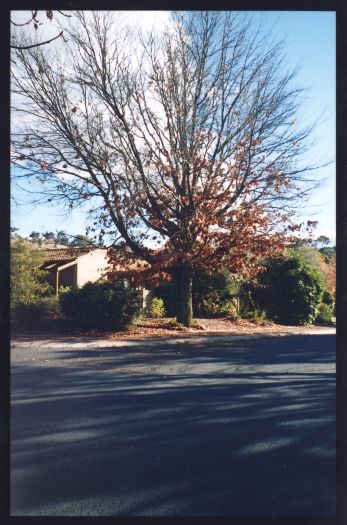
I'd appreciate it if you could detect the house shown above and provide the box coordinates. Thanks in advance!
[42,247,110,295]
[42,247,153,309]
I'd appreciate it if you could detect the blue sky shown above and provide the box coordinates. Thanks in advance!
[262,11,336,242]
[11,10,336,243]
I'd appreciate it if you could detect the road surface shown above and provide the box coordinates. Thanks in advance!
[11,330,336,516]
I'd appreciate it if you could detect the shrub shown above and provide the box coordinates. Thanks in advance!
[244,307,268,325]
[147,297,166,318]
[164,319,185,329]
[192,269,241,318]
[12,296,61,325]
[201,291,239,319]
[315,303,333,324]
[58,285,72,294]
[200,291,220,317]
[321,289,335,309]
[155,269,242,319]
[237,277,265,319]
[254,254,324,325]
[191,320,205,330]
[59,281,142,331]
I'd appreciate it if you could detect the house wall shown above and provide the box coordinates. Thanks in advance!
[45,271,56,290]
[59,265,77,289]
[76,249,110,287]
[143,289,155,312]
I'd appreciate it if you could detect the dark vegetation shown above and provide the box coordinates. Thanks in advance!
[60,282,142,331]
[11,233,335,331]
[253,255,324,325]
[154,246,335,326]
[11,297,62,327]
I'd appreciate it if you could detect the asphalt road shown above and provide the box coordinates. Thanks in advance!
[10,331,336,517]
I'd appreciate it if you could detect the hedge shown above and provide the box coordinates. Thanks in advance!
[60,281,142,331]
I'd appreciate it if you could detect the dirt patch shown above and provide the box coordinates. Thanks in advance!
[104,318,334,340]
[11,317,334,344]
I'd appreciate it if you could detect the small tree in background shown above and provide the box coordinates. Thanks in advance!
[29,231,42,246]
[56,230,70,246]
[319,245,335,264]
[315,235,330,248]
[324,253,336,297]
[69,234,95,248]
[10,227,20,238]
[10,238,52,308]
[289,240,336,297]
[43,231,55,241]
[289,242,325,272]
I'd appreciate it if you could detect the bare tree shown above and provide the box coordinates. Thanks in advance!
[11,11,320,326]
[11,10,70,50]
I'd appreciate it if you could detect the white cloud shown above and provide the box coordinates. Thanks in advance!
[11,10,68,44]
[114,10,172,33]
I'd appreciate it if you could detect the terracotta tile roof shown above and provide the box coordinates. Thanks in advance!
[42,247,98,262]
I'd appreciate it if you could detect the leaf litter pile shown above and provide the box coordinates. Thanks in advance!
[105,318,318,340]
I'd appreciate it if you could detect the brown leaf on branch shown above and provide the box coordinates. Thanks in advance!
[39,161,49,170]
[11,11,67,50]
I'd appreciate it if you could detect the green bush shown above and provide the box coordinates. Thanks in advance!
[58,285,72,294]
[191,320,205,330]
[164,319,185,329]
[243,307,268,324]
[315,303,333,324]
[155,269,242,319]
[12,296,61,325]
[192,269,241,318]
[237,279,260,319]
[254,254,324,325]
[60,281,142,331]
[321,289,335,310]
[201,291,239,319]
[147,297,166,318]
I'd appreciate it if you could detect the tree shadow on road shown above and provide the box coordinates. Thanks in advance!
[10,334,336,517]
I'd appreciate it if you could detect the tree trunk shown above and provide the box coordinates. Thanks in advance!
[175,266,193,327]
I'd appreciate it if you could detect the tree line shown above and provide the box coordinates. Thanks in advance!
[11,227,97,248]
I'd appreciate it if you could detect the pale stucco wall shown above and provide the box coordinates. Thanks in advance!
[59,264,77,289]
[143,289,155,311]
[76,249,110,287]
